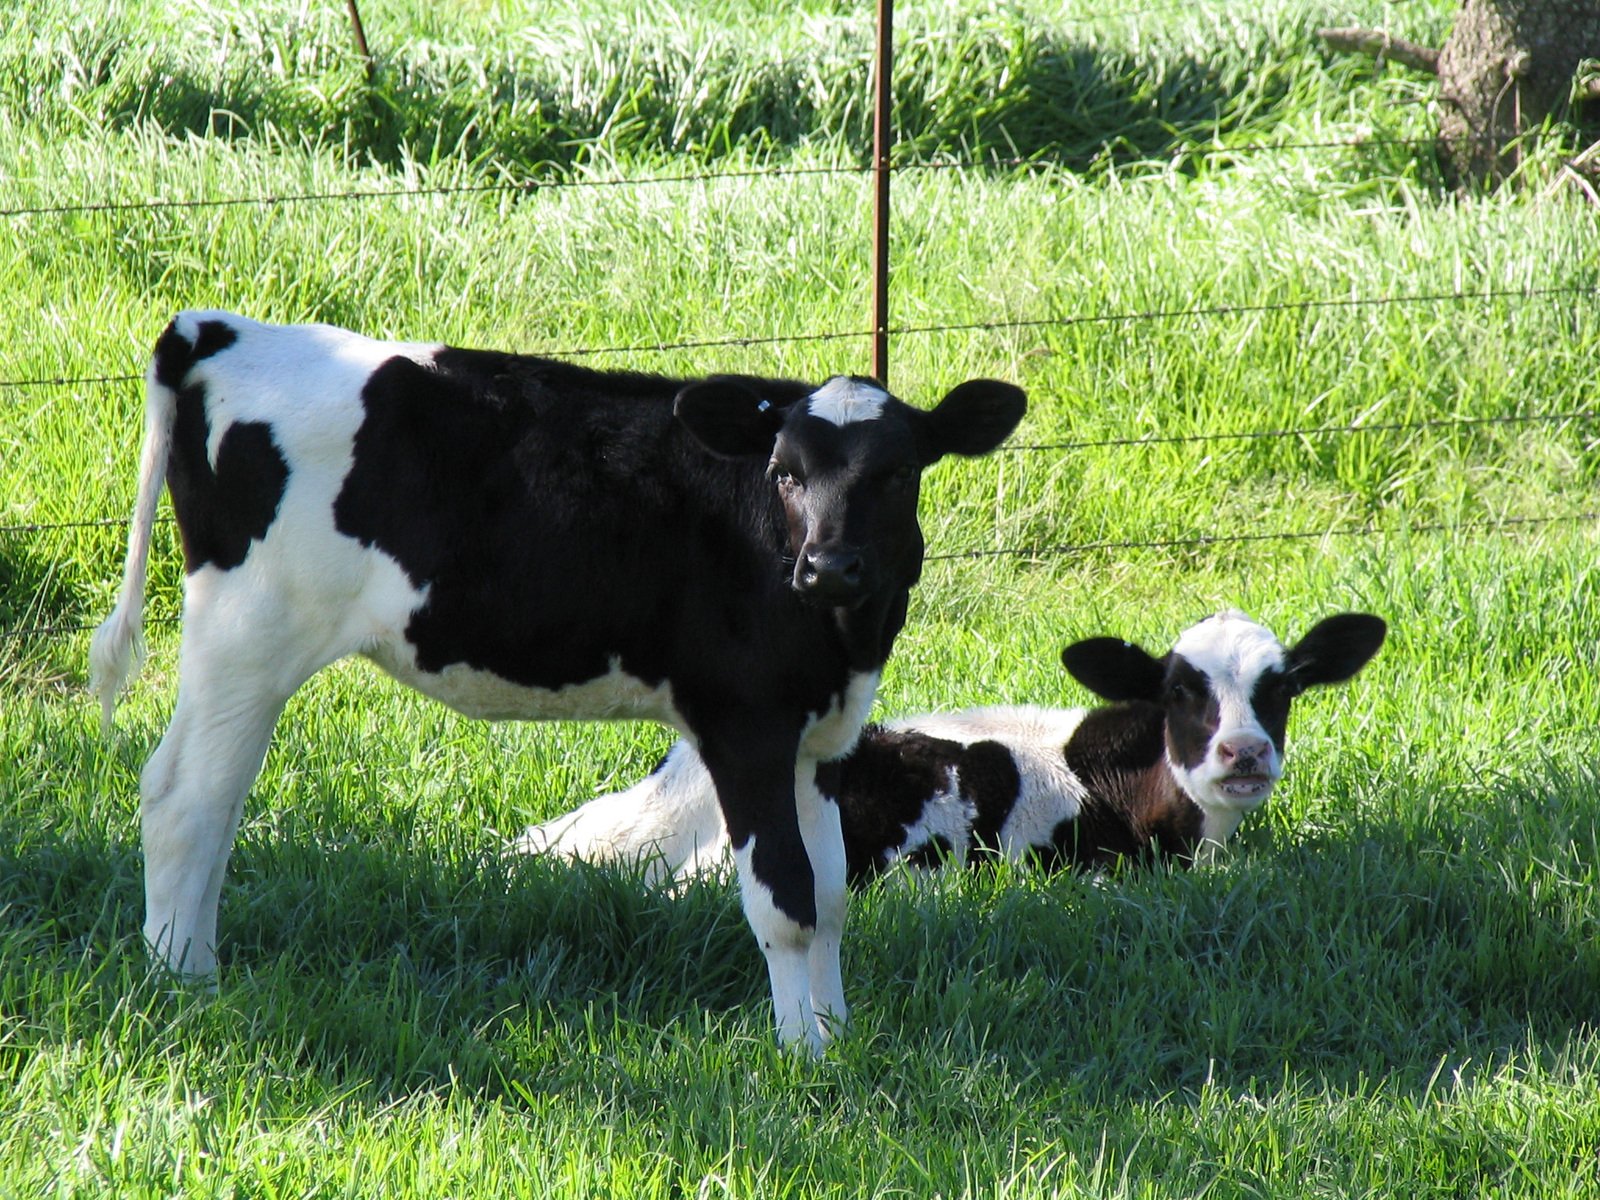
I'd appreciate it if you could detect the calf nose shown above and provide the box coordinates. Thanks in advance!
[1217,735,1272,772]
[797,548,865,601]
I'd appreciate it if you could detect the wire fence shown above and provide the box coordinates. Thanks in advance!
[3,404,1595,545]
[3,287,1595,646]
[2,80,1597,648]
[1,125,1585,397]
[0,133,1506,227]
[5,282,1596,396]
[5,508,1594,646]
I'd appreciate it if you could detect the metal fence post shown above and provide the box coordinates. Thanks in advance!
[346,0,375,84]
[871,0,893,385]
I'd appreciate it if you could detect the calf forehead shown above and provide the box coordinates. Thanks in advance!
[1171,611,1286,692]
[780,398,918,472]
[805,376,889,426]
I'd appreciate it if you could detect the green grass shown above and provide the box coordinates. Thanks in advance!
[2,0,1457,173]
[4,0,1600,1195]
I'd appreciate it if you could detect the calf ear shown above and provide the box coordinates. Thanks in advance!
[918,379,1027,463]
[1285,613,1387,688]
[1060,638,1167,703]
[674,378,789,458]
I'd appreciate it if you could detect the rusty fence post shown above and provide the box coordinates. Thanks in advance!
[871,0,893,385]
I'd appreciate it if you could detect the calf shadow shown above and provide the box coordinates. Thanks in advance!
[847,756,1600,1104]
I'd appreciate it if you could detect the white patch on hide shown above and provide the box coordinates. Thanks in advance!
[806,377,888,427]
[890,705,1094,855]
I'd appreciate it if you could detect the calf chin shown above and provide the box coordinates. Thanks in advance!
[1193,771,1278,811]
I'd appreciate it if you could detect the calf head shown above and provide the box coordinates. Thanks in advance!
[1060,610,1386,816]
[675,374,1025,606]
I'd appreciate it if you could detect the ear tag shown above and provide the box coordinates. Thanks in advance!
[757,400,771,412]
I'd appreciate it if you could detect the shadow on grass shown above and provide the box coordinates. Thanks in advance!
[867,757,1600,1101]
[3,756,1596,1109]
[0,530,90,685]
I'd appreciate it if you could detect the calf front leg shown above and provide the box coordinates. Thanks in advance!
[794,755,847,1039]
[700,726,847,1052]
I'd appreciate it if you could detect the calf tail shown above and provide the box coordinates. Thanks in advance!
[89,341,180,736]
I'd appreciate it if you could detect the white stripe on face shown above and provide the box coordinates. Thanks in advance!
[1166,610,1288,809]
[806,377,888,426]
[1171,611,1287,709]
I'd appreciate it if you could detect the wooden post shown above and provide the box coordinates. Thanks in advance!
[871,0,893,385]
[346,0,375,83]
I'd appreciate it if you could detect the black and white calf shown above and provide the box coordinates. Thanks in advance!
[517,611,1385,881]
[89,310,1025,1050]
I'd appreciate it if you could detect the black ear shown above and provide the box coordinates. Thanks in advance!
[1285,613,1387,688]
[1060,637,1167,703]
[917,379,1027,463]
[674,378,789,458]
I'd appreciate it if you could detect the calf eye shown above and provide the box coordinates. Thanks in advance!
[1259,675,1298,699]
[875,463,917,490]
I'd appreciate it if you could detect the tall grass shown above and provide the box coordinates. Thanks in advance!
[6,0,1456,172]
[3,0,1599,1195]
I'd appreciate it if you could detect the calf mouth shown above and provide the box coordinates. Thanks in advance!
[1217,774,1274,802]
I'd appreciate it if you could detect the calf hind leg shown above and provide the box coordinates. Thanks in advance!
[139,684,289,976]
[136,577,335,976]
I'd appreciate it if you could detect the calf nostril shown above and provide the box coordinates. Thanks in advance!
[1219,737,1271,770]
[801,550,863,590]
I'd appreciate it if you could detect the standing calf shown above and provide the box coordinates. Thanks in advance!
[90,310,1024,1050]
[518,611,1386,881]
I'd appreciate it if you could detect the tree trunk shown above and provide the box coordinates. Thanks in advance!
[1435,0,1600,189]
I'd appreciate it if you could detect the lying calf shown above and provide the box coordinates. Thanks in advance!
[516,610,1386,883]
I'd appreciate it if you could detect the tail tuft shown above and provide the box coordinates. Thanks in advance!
[88,607,146,737]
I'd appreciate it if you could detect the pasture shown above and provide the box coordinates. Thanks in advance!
[3,0,1599,1194]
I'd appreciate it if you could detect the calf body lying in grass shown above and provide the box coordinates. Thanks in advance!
[517,611,1386,883]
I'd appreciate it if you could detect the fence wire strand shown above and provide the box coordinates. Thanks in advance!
[0,163,866,222]
[1006,407,1600,453]
[923,510,1597,564]
[2,405,1594,543]
[0,130,1517,226]
[4,281,1593,399]
[5,510,1592,645]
